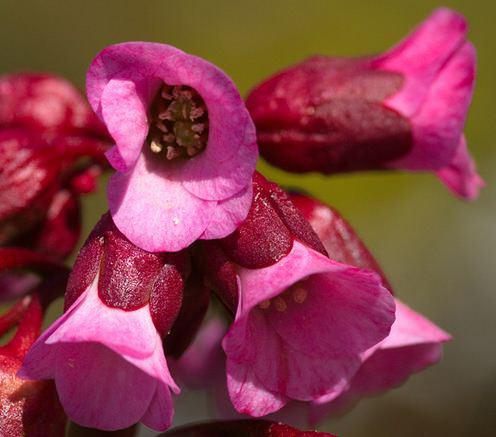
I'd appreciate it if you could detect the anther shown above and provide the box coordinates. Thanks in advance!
[292,287,308,304]
[150,141,163,153]
[274,297,287,312]
[259,300,271,310]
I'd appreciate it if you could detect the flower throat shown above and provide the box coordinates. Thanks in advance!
[148,84,208,160]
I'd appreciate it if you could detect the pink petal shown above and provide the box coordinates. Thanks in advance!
[18,290,89,380]
[140,381,174,432]
[268,270,394,359]
[375,8,468,116]
[46,275,158,359]
[226,359,289,417]
[107,153,216,252]
[390,42,476,170]
[101,78,150,171]
[200,183,253,240]
[54,342,157,431]
[436,135,484,200]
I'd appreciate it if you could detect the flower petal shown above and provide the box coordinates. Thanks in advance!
[436,135,484,200]
[226,358,289,417]
[54,342,157,431]
[107,153,216,252]
[376,8,468,116]
[200,183,253,240]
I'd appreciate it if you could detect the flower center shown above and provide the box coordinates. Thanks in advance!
[258,283,308,312]
[147,84,208,160]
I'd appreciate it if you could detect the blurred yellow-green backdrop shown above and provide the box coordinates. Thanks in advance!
[1,1,494,436]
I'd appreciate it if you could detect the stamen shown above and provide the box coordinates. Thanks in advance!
[150,141,163,154]
[274,297,287,312]
[259,300,271,310]
[148,84,209,161]
[292,287,308,304]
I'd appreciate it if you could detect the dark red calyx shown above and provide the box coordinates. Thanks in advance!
[147,84,209,161]
[164,271,210,357]
[149,256,187,338]
[65,213,188,336]
[290,193,393,292]
[246,56,412,174]
[158,420,336,437]
[220,172,327,269]
[196,241,239,313]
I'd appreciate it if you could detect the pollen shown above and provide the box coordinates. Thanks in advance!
[147,84,208,161]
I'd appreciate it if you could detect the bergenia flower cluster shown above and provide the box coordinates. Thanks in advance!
[0,7,482,436]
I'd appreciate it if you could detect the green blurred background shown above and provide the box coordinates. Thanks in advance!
[1,0,494,435]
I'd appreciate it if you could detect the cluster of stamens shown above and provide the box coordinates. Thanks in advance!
[258,283,308,312]
[147,84,209,160]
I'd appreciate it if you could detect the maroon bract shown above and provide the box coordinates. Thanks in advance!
[160,420,336,437]
[0,294,66,437]
[0,73,111,259]
[247,8,482,200]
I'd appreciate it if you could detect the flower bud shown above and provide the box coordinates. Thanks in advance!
[246,8,483,200]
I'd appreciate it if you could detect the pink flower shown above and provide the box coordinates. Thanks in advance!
[197,174,395,417]
[87,42,258,252]
[19,214,188,431]
[246,8,483,200]
[290,193,450,422]
[309,300,451,423]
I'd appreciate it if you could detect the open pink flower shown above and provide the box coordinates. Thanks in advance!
[223,241,394,417]
[198,174,395,417]
[247,8,482,200]
[290,193,450,423]
[19,214,188,431]
[87,42,258,252]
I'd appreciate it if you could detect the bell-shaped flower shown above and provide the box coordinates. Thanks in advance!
[87,42,258,252]
[197,174,395,416]
[19,214,188,431]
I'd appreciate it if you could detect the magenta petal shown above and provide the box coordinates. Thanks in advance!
[18,290,89,380]
[46,276,157,359]
[101,78,149,171]
[201,183,253,240]
[268,268,395,360]
[376,8,468,116]
[226,359,289,417]
[390,42,476,170]
[108,153,216,252]
[140,381,174,432]
[55,342,157,431]
[436,136,484,200]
